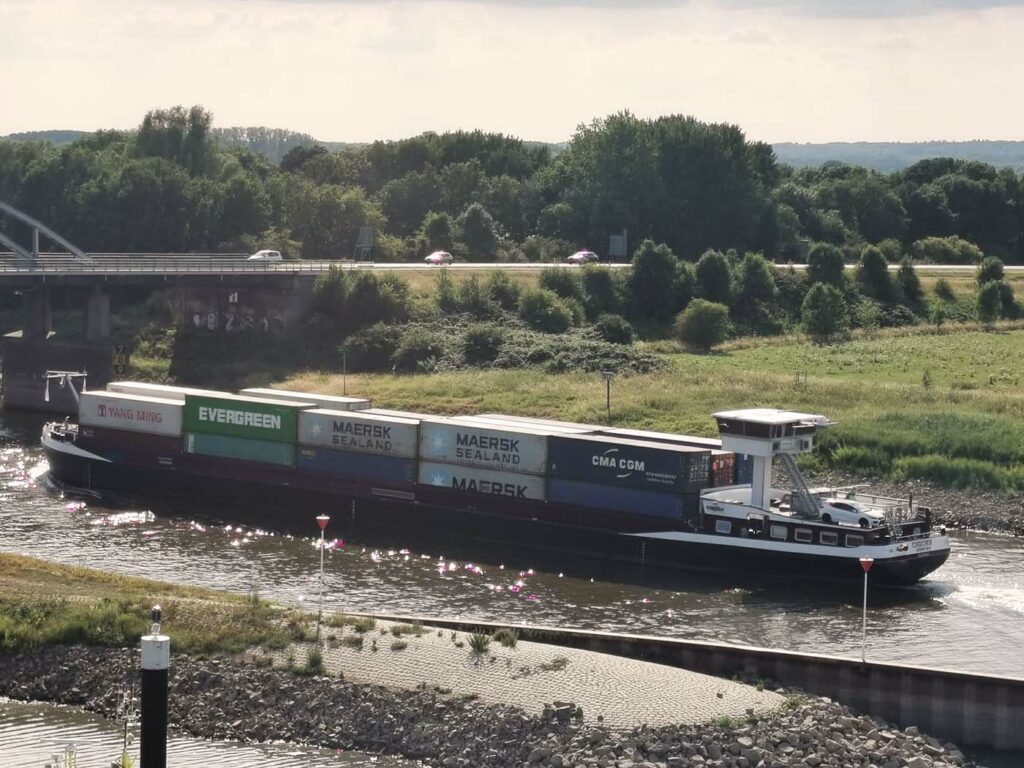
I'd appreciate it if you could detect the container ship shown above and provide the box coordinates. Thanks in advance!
[40,382,950,585]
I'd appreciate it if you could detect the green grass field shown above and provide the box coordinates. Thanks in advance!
[279,323,1024,491]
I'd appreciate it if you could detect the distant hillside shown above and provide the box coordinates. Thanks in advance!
[774,141,1024,172]
[2,130,88,145]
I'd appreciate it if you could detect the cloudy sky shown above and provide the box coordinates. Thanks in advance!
[2,0,1023,143]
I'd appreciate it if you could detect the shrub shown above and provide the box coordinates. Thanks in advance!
[806,242,846,287]
[518,288,572,333]
[896,257,923,306]
[674,299,731,353]
[352,617,377,633]
[305,647,324,675]
[674,261,697,313]
[435,269,458,313]
[934,278,955,301]
[593,314,634,344]
[390,639,408,651]
[392,328,449,372]
[562,297,585,327]
[581,265,621,319]
[344,323,402,371]
[463,323,506,364]
[801,283,849,340]
[486,270,521,310]
[455,275,499,319]
[695,250,734,305]
[539,267,584,302]
[912,235,984,264]
[735,252,777,304]
[492,628,519,648]
[833,446,891,476]
[468,633,492,653]
[977,281,1003,325]
[977,256,1005,286]
[629,239,680,322]
[856,245,894,301]
[893,455,1006,490]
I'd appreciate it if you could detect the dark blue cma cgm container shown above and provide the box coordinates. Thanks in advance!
[734,454,754,485]
[547,478,698,521]
[547,434,710,494]
[296,447,416,489]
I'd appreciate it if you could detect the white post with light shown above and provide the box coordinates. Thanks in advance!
[859,556,874,664]
[316,514,330,643]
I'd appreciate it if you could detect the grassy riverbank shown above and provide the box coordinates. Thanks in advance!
[279,323,1024,492]
[0,554,290,655]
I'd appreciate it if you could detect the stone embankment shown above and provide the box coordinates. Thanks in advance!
[0,646,981,768]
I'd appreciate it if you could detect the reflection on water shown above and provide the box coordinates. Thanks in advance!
[0,698,408,768]
[1,411,1023,678]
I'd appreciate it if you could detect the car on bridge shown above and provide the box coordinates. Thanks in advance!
[425,250,454,265]
[248,249,283,262]
[566,250,599,265]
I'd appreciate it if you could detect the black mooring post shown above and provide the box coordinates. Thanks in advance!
[140,604,169,768]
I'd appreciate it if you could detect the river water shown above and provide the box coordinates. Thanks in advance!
[1,411,1023,763]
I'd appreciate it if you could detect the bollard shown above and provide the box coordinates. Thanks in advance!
[140,605,169,768]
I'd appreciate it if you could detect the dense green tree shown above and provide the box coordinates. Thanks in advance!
[458,203,499,260]
[581,265,621,319]
[134,106,214,176]
[518,288,572,333]
[674,300,731,352]
[420,211,456,252]
[897,257,924,307]
[911,236,984,264]
[856,245,894,301]
[485,270,521,310]
[801,283,850,339]
[627,239,680,321]
[695,250,734,305]
[977,256,1005,286]
[735,252,777,304]
[977,281,1003,324]
[806,243,846,287]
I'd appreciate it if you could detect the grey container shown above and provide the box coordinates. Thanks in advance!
[417,461,546,501]
[419,419,549,475]
[547,433,710,494]
[240,388,371,411]
[298,409,420,458]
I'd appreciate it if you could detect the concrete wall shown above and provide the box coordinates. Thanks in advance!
[373,614,1024,749]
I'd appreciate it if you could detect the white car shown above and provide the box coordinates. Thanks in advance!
[425,250,453,265]
[248,249,282,262]
[819,498,884,528]
[566,250,599,265]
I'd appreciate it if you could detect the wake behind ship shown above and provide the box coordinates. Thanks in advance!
[41,382,950,585]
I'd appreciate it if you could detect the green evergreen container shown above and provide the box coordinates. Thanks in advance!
[182,393,310,444]
[184,432,295,466]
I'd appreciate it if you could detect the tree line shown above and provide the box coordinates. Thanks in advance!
[2,106,1024,266]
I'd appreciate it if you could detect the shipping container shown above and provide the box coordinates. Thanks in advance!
[183,393,312,443]
[417,461,546,501]
[79,391,184,437]
[455,415,596,435]
[365,408,437,420]
[419,420,549,475]
[296,447,416,488]
[106,381,223,399]
[184,432,295,466]
[547,434,710,493]
[735,453,754,485]
[239,388,371,411]
[476,413,602,431]
[77,425,182,460]
[298,409,419,458]
[547,478,688,521]
[598,426,722,451]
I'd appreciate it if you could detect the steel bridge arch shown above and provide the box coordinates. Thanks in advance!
[0,200,89,264]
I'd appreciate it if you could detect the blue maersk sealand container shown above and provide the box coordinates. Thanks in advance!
[296,446,416,489]
[547,478,690,521]
[547,434,710,494]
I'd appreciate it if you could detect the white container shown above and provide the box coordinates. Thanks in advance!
[365,408,437,420]
[107,381,223,398]
[476,413,601,432]
[298,409,420,458]
[418,461,546,502]
[419,419,549,475]
[455,415,596,435]
[240,388,371,411]
[79,391,184,437]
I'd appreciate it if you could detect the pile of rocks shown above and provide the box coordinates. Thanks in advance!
[0,646,982,768]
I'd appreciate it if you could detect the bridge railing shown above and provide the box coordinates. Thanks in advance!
[0,254,364,274]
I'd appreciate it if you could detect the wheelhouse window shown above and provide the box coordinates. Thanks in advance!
[770,524,788,540]
[846,534,864,548]
[820,532,839,546]
[715,520,732,535]
[794,528,813,543]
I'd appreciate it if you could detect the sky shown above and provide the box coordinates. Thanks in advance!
[2,0,1024,144]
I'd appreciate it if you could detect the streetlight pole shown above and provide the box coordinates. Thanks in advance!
[601,370,614,425]
[316,514,330,643]
[859,557,874,664]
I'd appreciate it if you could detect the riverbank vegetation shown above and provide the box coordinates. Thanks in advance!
[0,554,290,655]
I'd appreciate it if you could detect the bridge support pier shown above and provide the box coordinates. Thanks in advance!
[85,287,110,342]
[23,289,52,341]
